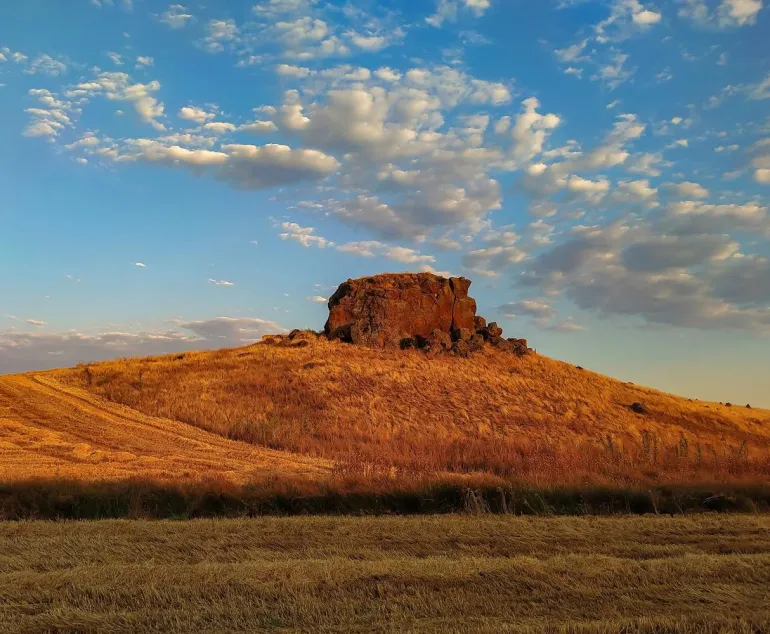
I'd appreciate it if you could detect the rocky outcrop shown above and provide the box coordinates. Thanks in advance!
[325,273,477,348]
[322,272,532,358]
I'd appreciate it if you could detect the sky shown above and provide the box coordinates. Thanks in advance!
[1,0,769,406]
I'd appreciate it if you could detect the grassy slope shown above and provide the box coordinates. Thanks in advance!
[0,373,329,483]
[2,515,769,633]
[51,337,770,486]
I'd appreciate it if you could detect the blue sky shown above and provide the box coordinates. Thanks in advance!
[1,0,769,405]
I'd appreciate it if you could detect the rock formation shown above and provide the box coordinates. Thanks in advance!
[324,272,532,357]
[325,273,476,348]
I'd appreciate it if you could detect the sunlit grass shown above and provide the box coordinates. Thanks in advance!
[51,337,770,488]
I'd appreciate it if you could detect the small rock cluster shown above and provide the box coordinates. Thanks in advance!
[261,329,319,348]
[401,316,529,358]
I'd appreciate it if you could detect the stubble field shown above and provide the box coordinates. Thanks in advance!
[1,514,769,633]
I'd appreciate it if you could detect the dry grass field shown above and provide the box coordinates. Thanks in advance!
[49,336,770,487]
[1,514,769,633]
[0,373,329,483]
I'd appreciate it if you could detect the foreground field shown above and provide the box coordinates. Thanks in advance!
[1,514,769,633]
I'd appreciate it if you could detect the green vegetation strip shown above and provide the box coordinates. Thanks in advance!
[1,515,769,633]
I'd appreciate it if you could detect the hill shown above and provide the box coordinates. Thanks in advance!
[41,334,770,488]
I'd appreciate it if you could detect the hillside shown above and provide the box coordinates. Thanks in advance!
[44,335,770,487]
[0,373,329,484]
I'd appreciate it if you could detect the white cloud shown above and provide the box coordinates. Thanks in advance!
[217,143,340,189]
[463,244,528,277]
[203,121,237,134]
[678,0,764,27]
[511,98,562,162]
[179,106,215,124]
[26,319,46,327]
[208,279,235,286]
[200,19,240,54]
[135,262,146,268]
[749,73,770,100]
[122,141,229,166]
[664,181,710,199]
[66,71,167,130]
[427,0,492,27]
[545,319,586,332]
[309,295,328,303]
[374,67,402,82]
[609,179,659,207]
[91,0,133,9]
[136,56,155,68]
[335,240,436,264]
[159,4,193,29]
[23,89,75,138]
[107,52,124,66]
[24,54,67,76]
[633,9,662,24]
[500,299,555,320]
[590,51,635,89]
[280,221,334,248]
[348,34,388,52]
[383,246,435,264]
[276,63,312,77]
[594,0,663,41]
[240,120,278,133]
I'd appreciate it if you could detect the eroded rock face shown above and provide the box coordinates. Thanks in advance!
[325,273,477,348]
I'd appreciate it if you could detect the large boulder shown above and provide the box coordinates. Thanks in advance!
[325,273,477,348]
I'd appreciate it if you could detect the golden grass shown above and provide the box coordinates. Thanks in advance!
[2,514,769,632]
[0,373,329,484]
[47,337,770,487]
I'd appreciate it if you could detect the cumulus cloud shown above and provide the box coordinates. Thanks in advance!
[280,222,334,248]
[593,0,663,41]
[427,0,492,27]
[217,144,340,189]
[203,121,237,134]
[678,0,764,27]
[334,240,436,264]
[135,262,146,268]
[23,88,74,138]
[663,181,710,199]
[621,234,740,272]
[518,211,770,332]
[522,113,646,201]
[158,4,193,29]
[64,71,166,130]
[24,54,67,76]
[96,139,338,190]
[499,299,555,320]
[200,19,240,54]
[749,73,770,100]
[179,106,215,124]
